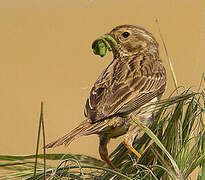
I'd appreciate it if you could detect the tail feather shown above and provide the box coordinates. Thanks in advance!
[45,119,106,149]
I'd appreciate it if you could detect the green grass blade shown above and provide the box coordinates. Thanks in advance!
[182,99,194,141]
[200,131,205,180]
[132,114,183,179]
[0,153,103,166]
[27,164,133,180]
[185,154,205,178]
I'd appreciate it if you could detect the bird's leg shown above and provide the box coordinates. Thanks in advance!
[99,136,116,169]
[123,121,142,159]
[142,139,153,154]
[129,113,154,157]
[123,139,141,158]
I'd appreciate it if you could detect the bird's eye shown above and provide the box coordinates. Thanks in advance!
[122,32,130,38]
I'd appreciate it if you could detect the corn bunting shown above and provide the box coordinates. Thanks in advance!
[46,25,167,169]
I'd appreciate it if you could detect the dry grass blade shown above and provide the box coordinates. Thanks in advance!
[155,18,178,90]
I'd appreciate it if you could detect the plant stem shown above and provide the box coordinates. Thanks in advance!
[201,131,205,179]
[33,102,43,178]
[40,102,46,180]
[155,18,178,91]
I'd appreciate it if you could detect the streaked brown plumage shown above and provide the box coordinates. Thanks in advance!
[46,25,166,169]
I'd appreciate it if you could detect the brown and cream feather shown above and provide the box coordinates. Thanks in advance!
[84,51,166,122]
[46,25,166,169]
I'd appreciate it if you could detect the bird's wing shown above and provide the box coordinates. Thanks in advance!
[84,54,166,123]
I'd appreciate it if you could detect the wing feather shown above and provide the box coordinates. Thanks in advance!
[85,54,166,123]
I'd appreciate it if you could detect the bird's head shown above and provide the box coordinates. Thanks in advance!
[108,25,159,57]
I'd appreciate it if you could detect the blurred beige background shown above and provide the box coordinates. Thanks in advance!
[0,0,204,168]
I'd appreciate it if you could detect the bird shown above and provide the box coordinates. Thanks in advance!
[46,25,167,169]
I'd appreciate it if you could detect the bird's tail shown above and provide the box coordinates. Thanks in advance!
[45,119,106,148]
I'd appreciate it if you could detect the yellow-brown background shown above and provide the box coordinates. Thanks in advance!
[0,0,204,171]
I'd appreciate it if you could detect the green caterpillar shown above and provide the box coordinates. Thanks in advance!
[92,35,118,58]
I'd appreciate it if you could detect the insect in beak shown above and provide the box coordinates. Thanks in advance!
[92,34,118,58]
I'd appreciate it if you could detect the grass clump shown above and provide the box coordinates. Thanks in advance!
[0,74,204,179]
